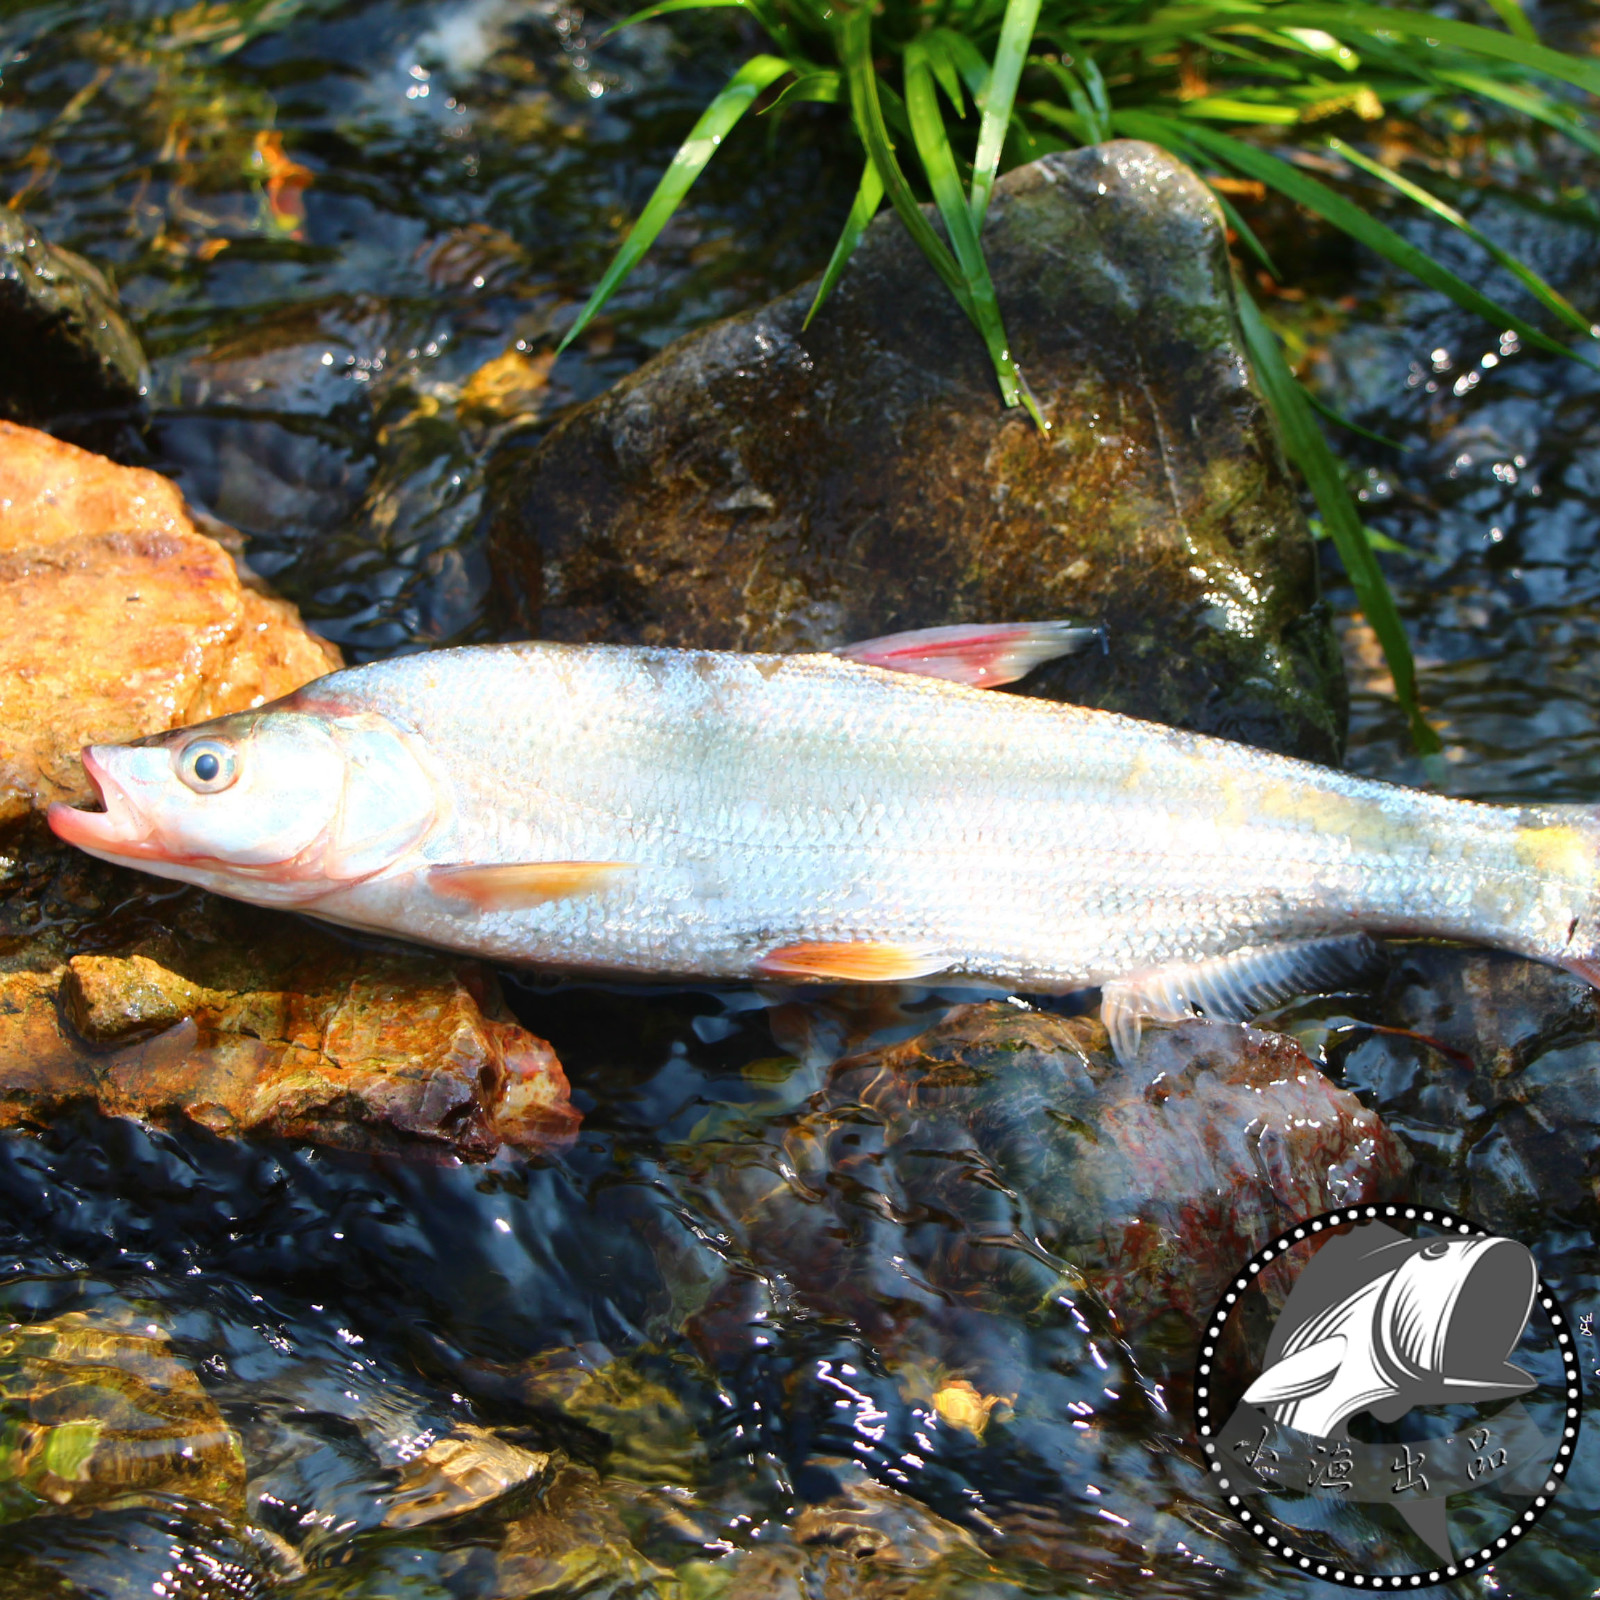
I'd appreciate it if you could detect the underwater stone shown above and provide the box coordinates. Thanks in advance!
[829,1003,1410,1357]
[1331,942,1600,1234]
[487,139,1345,761]
[0,423,342,827]
[0,1311,246,1523]
[0,212,147,437]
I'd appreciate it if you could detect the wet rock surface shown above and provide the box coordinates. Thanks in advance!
[0,423,341,826]
[824,1004,1410,1361]
[0,212,147,443]
[487,139,1345,761]
[0,861,576,1160]
[1322,942,1600,1236]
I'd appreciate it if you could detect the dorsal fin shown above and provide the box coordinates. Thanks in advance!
[1099,934,1381,1065]
[834,620,1102,688]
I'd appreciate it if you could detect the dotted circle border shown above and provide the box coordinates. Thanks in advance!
[1193,1203,1583,1589]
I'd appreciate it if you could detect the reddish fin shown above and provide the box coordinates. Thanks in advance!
[428,861,634,911]
[754,941,950,983]
[834,620,1101,689]
[1562,957,1600,989]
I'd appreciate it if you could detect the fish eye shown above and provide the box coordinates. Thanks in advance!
[1421,1240,1451,1260]
[176,737,239,794]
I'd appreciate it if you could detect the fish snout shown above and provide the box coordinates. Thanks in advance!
[46,746,164,857]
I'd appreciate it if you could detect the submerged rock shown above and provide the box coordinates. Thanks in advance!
[828,1003,1410,1354]
[1329,942,1600,1234]
[487,139,1344,760]
[0,1312,245,1524]
[0,423,341,827]
[0,930,576,1159]
[0,213,147,438]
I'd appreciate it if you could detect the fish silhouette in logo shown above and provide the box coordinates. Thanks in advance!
[1244,1222,1537,1436]
[1241,1220,1539,1562]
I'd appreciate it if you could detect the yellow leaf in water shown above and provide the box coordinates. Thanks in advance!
[250,131,312,237]
[459,348,557,427]
[931,1379,1011,1440]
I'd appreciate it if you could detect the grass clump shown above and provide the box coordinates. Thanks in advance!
[562,0,1600,754]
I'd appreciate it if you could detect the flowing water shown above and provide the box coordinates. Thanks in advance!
[5,0,1600,1594]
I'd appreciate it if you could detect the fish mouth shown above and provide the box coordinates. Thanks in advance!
[46,748,163,858]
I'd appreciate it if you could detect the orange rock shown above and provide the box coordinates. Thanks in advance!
[0,946,577,1159]
[0,421,341,824]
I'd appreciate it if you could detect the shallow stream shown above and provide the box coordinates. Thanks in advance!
[5,1,1600,1595]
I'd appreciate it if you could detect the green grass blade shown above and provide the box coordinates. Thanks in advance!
[559,54,792,351]
[804,158,884,328]
[925,28,992,101]
[1026,98,1091,142]
[969,0,1043,226]
[1328,136,1593,337]
[1481,0,1539,45]
[1236,289,1438,756]
[1435,69,1600,162]
[839,8,969,309]
[1121,110,1588,365]
[905,38,1040,422]
[1081,54,1113,140]
[601,0,790,49]
[763,70,843,115]
[1265,5,1600,97]
[1304,388,1409,451]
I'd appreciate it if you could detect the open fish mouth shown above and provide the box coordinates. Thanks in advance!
[46,748,162,857]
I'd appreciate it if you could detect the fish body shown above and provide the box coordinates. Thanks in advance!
[48,636,1600,1055]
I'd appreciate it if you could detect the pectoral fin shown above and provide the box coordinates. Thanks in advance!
[755,941,951,983]
[1242,1336,1347,1407]
[428,861,635,911]
[1099,934,1380,1065]
[834,620,1102,689]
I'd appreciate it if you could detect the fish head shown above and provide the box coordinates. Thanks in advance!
[47,701,446,906]
[1373,1235,1539,1405]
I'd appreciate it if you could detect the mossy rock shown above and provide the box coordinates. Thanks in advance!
[487,140,1345,762]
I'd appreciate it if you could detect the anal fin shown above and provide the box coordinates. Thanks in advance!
[1099,934,1380,1065]
[834,620,1102,689]
[428,861,634,911]
[754,940,951,983]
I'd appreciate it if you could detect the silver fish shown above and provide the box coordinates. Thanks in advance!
[46,621,1600,1060]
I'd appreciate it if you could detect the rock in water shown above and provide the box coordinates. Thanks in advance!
[0,929,577,1160]
[0,1312,245,1522]
[828,1004,1410,1355]
[1330,942,1600,1234]
[487,140,1344,760]
[0,422,342,827]
[0,213,147,438]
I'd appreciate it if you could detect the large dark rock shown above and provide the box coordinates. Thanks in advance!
[0,212,147,436]
[1329,942,1600,1234]
[486,140,1345,760]
[826,1004,1410,1362]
